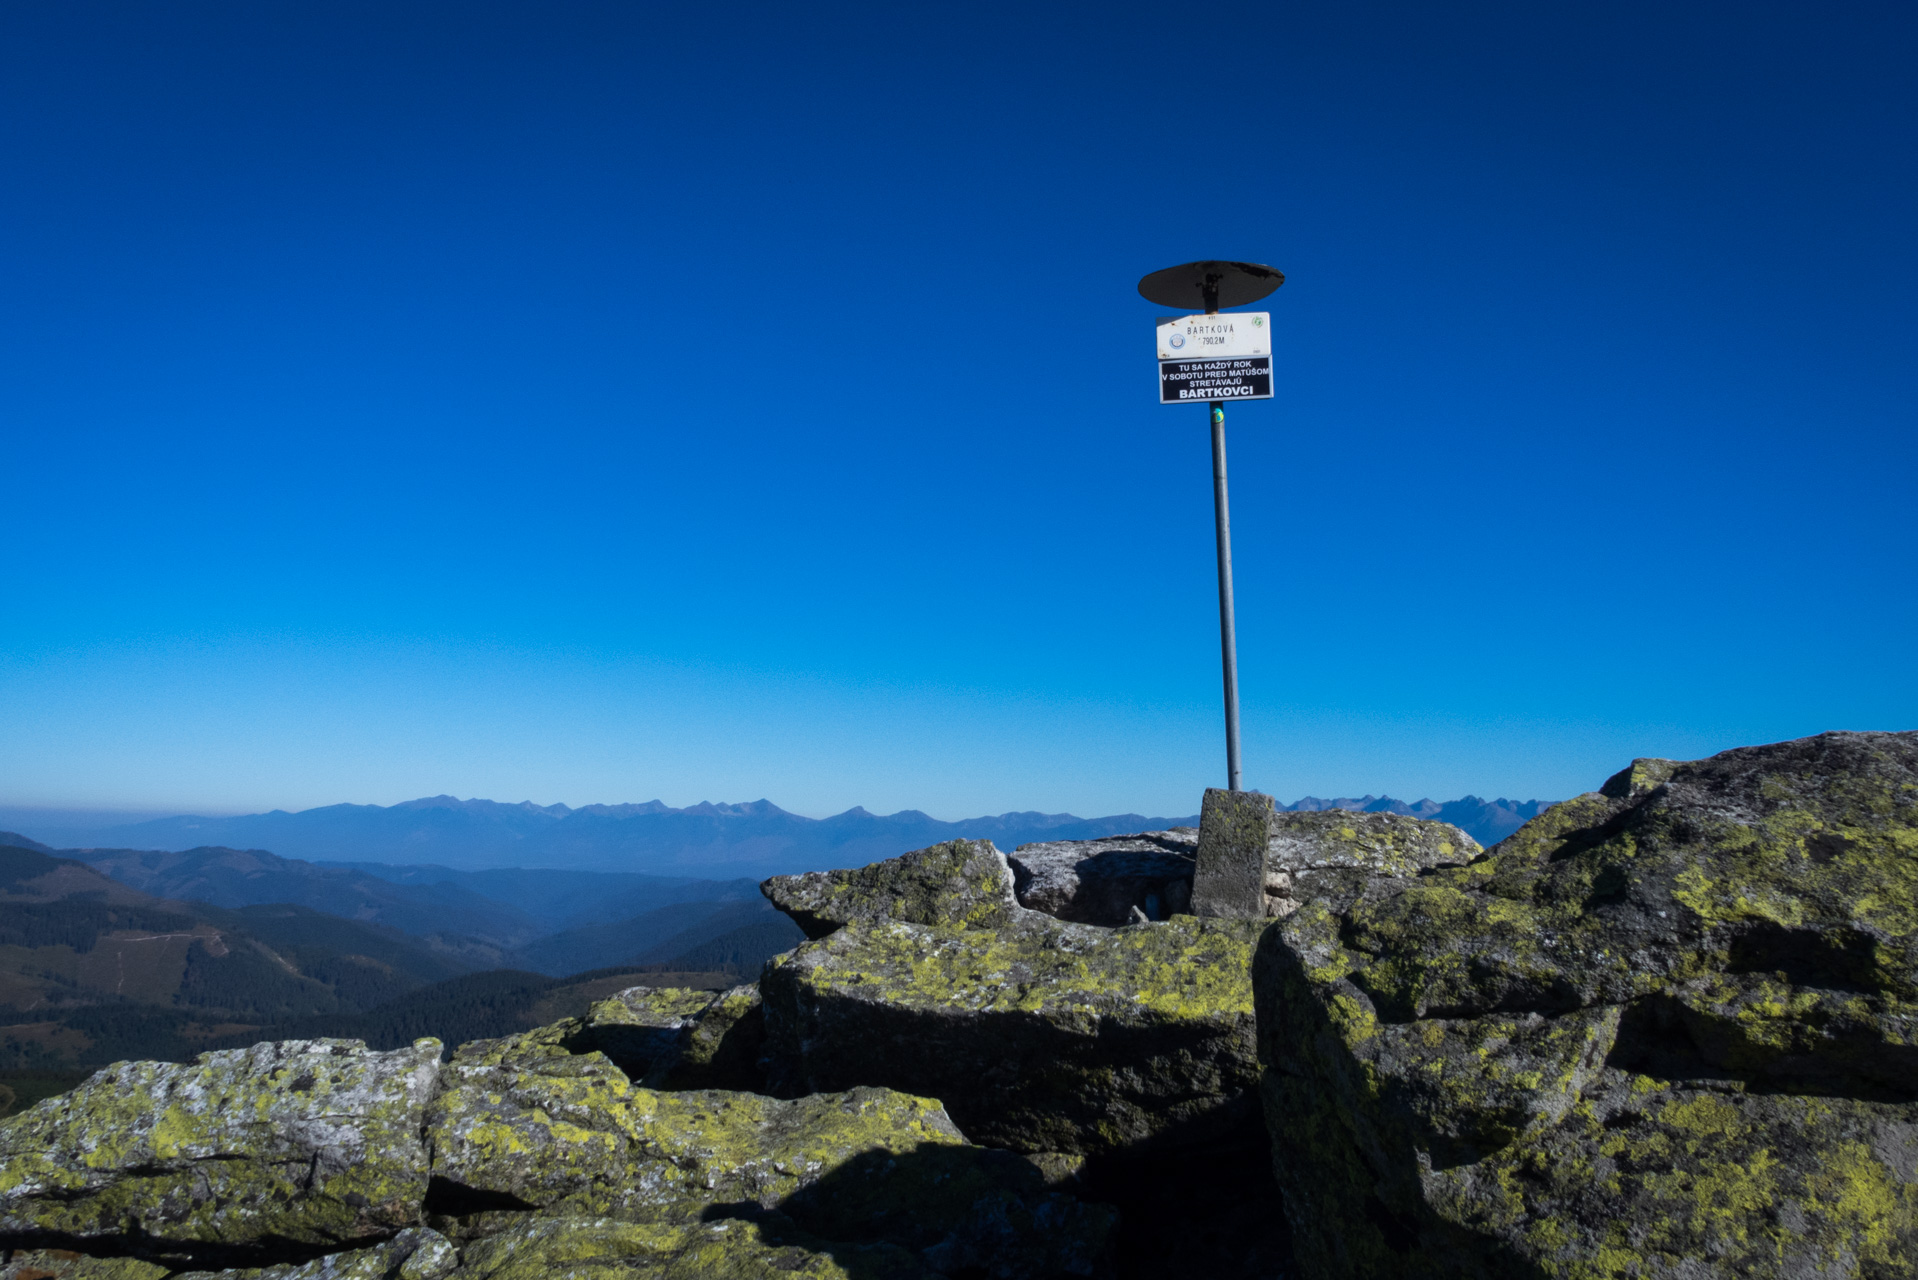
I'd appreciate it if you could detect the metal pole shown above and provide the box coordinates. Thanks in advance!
[1200,276,1243,792]
[1210,398,1243,792]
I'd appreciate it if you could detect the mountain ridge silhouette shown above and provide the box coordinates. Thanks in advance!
[16,793,1554,876]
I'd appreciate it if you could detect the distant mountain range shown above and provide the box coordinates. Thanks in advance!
[7,793,1554,876]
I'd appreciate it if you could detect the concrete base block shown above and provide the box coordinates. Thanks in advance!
[1191,788,1273,919]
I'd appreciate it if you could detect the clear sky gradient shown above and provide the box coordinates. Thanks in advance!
[3,2,1914,819]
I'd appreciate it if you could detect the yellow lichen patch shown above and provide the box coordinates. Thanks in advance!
[1683,1148,1780,1241]
[1659,1094,1746,1144]
[1799,1140,1918,1270]
[1328,993,1379,1049]
[588,986,716,1028]
[790,916,1258,1023]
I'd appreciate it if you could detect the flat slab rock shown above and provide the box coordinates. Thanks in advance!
[579,983,765,1090]
[425,1025,1115,1276]
[0,1038,439,1256]
[763,840,1019,940]
[1255,730,1918,1279]
[1262,808,1479,918]
[1007,830,1196,926]
[170,1229,458,1280]
[0,1252,171,1280]
[762,912,1265,1157]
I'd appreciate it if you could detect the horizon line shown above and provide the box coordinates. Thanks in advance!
[0,789,1559,828]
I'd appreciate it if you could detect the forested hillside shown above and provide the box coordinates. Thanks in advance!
[0,841,488,1108]
[64,843,761,947]
[0,838,805,1114]
[505,897,795,974]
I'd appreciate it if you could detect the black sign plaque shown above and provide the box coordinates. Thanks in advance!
[1158,356,1273,404]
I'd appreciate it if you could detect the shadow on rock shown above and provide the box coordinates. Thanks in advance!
[1076,1133,1294,1280]
[703,1141,1120,1280]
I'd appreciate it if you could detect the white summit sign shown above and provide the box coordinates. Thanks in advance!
[1155,311,1270,360]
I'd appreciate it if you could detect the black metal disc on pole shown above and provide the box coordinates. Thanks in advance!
[1138,260,1284,313]
[1140,259,1285,794]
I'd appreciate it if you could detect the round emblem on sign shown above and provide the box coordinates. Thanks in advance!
[1168,332,1186,349]
[1251,316,1265,327]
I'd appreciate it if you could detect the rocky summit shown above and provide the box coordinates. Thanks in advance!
[1256,729,1918,1278]
[761,839,1268,1157]
[2,730,1914,1279]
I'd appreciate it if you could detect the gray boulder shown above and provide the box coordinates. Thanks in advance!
[1262,807,1479,918]
[425,1027,1116,1276]
[1255,730,1918,1279]
[170,1229,458,1280]
[579,983,765,1090]
[762,839,1019,939]
[0,1038,439,1257]
[1007,830,1195,926]
[448,1213,932,1279]
[761,911,1266,1156]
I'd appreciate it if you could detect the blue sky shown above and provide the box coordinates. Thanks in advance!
[3,1,1914,820]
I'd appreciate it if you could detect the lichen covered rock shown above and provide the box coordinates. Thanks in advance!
[762,913,1265,1155]
[0,1039,440,1255]
[170,1229,458,1280]
[581,984,766,1090]
[762,840,1019,940]
[426,1034,1114,1275]
[1007,831,1196,926]
[1262,808,1478,918]
[0,1252,169,1280]
[1255,730,1918,1279]
[448,1214,928,1280]
[429,1040,947,1221]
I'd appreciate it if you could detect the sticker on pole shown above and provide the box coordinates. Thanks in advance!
[1159,357,1272,403]
[1156,312,1269,360]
